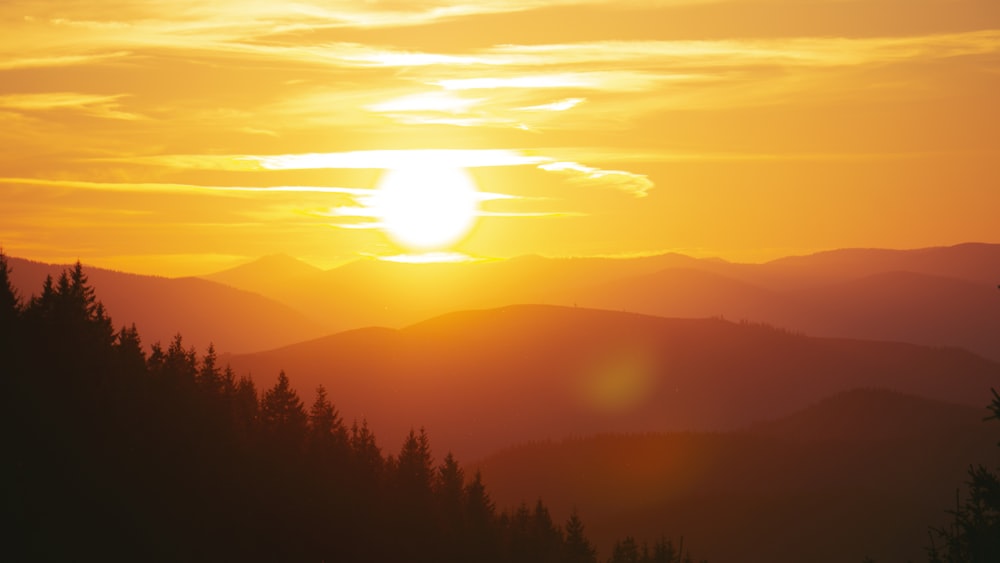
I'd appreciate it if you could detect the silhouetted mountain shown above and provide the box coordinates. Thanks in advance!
[201,253,324,297]
[227,305,1000,460]
[748,387,986,441]
[572,268,1000,361]
[474,389,1000,563]
[790,270,1000,360]
[203,243,1000,360]
[751,242,1000,289]
[570,266,784,320]
[7,257,326,353]
[202,252,707,329]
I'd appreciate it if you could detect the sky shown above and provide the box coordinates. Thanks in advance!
[1,0,999,276]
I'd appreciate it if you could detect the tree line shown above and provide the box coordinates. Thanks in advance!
[0,253,702,562]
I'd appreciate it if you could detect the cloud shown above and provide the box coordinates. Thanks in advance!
[4,1,707,36]
[539,161,654,197]
[486,31,1000,68]
[0,51,131,70]
[249,149,551,170]
[366,91,483,113]
[281,31,1000,130]
[0,93,143,120]
[518,98,585,111]
[82,148,657,198]
[0,177,370,196]
[7,2,997,138]
[91,149,552,171]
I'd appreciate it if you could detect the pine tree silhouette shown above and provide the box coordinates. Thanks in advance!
[929,389,1000,562]
[260,370,307,453]
[4,261,704,563]
[0,250,20,333]
[564,510,598,563]
[197,343,223,395]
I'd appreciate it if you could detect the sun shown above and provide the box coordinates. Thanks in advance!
[371,164,479,252]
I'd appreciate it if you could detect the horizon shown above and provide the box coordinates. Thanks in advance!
[6,240,1000,279]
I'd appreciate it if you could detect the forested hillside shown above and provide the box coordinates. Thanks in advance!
[0,254,701,562]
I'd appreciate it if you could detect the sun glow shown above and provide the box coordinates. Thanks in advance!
[371,164,479,252]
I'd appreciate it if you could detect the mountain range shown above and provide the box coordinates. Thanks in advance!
[209,242,1000,361]
[474,388,1000,563]
[10,242,1000,362]
[225,304,1000,460]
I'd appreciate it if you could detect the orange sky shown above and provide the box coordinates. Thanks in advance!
[2,0,999,276]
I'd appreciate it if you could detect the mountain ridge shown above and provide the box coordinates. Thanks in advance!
[7,256,328,354]
[202,242,1000,360]
[473,387,1000,563]
[228,304,1000,460]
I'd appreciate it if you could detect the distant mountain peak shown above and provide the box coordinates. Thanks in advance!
[223,253,322,274]
[201,253,324,292]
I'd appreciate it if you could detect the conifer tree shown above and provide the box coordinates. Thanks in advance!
[28,274,55,319]
[435,452,465,511]
[392,428,439,562]
[464,469,498,558]
[466,470,496,525]
[0,250,21,360]
[307,385,348,466]
[563,511,597,563]
[435,451,467,561]
[68,261,97,316]
[396,427,435,497]
[221,365,237,396]
[308,385,345,440]
[161,334,197,384]
[651,536,681,563]
[148,341,165,374]
[527,498,564,562]
[0,250,20,329]
[22,264,113,379]
[114,324,147,379]
[929,388,1000,562]
[231,373,259,443]
[350,418,384,479]
[609,536,642,563]
[260,370,307,451]
[197,343,223,395]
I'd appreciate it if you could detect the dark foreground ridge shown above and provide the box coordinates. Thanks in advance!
[0,256,704,562]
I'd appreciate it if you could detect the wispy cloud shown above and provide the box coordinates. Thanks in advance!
[85,148,655,197]
[251,149,550,170]
[366,91,484,114]
[0,51,131,70]
[484,32,1000,67]
[4,1,692,37]
[539,161,653,197]
[0,93,143,120]
[0,177,370,196]
[518,98,585,111]
[534,147,1000,164]
[288,30,1000,130]
[96,149,550,171]
[6,0,998,138]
